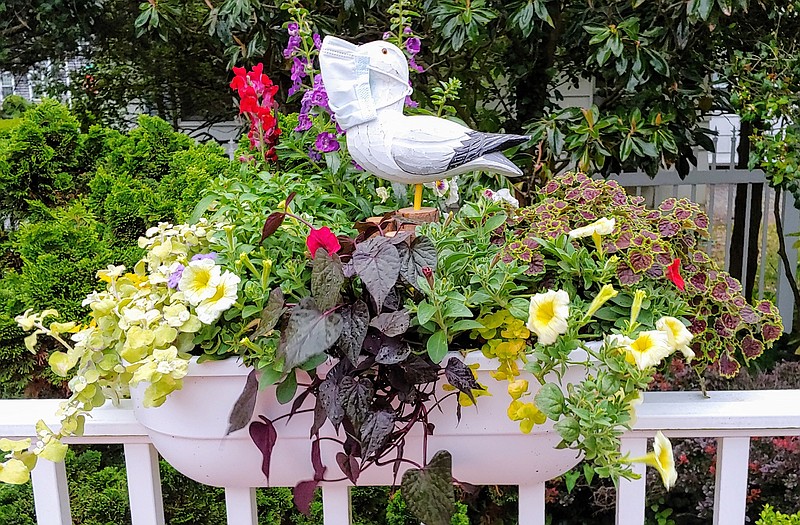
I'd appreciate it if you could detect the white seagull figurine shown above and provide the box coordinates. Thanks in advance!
[319,36,529,185]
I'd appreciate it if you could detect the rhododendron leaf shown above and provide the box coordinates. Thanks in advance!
[444,357,482,404]
[293,479,319,516]
[361,410,395,459]
[260,211,286,243]
[278,298,343,370]
[352,237,401,312]
[336,452,360,484]
[370,310,410,337]
[253,287,285,339]
[226,370,258,435]
[337,376,373,428]
[311,250,344,312]
[535,383,565,419]
[337,301,369,365]
[397,236,438,286]
[401,450,454,525]
[249,416,278,482]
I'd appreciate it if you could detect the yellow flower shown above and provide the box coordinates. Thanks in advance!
[195,271,241,324]
[527,290,570,345]
[615,331,672,370]
[628,431,677,490]
[500,318,531,339]
[568,217,616,239]
[584,284,618,319]
[507,379,529,400]
[493,339,526,359]
[178,259,221,305]
[629,290,647,325]
[96,264,126,283]
[656,316,695,362]
[507,400,546,433]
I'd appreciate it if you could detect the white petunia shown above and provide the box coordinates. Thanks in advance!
[656,316,695,361]
[178,259,221,305]
[568,217,616,239]
[527,290,570,345]
[194,271,241,324]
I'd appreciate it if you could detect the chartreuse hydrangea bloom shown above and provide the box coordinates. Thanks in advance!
[627,431,678,490]
[656,316,695,361]
[526,290,570,345]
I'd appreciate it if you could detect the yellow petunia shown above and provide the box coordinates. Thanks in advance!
[195,271,241,324]
[527,290,570,345]
[611,331,672,370]
[178,259,221,305]
[627,431,677,490]
[656,316,695,362]
[568,217,616,239]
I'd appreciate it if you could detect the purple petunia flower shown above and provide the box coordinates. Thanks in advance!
[191,252,217,262]
[405,37,421,55]
[315,132,340,153]
[167,264,185,289]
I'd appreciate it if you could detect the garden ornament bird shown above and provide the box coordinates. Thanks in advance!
[319,36,529,186]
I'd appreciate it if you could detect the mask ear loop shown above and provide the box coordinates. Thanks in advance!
[368,67,413,110]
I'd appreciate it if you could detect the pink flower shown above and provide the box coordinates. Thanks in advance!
[666,259,685,291]
[307,227,341,258]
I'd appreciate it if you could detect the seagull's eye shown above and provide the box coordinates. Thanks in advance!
[381,48,388,54]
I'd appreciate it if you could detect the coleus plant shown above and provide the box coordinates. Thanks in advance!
[502,173,782,378]
[230,215,478,525]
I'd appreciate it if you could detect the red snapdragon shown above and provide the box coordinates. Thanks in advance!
[230,64,281,162]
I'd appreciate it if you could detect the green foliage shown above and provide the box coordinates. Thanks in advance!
[758,505,800,525]
[0,100,83,221]
[0,95,30,119]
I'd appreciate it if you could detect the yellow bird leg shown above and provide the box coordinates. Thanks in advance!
[414,183,423,210]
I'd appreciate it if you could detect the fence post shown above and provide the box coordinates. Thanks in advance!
[616,437,648,525]
[778,190,799,332]
[31,458,72,525]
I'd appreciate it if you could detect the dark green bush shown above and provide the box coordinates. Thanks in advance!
[0,95,30,119]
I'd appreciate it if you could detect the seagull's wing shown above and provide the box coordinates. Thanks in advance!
[391,115,529,176]
[390,115,470,175]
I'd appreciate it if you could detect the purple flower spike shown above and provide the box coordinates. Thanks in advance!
[409,56,424,73]
[287,22,299,36]
[168,264,185,289]
[295,113,312,132]
[309,147,322,162]
[382,31,392,40]
[289,57,307,96]
[284,34,301,58]
[403,27,413,34]
[315,132,340,153]
[313,33,322,50]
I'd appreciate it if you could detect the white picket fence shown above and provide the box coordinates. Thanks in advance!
[2,390,799,525]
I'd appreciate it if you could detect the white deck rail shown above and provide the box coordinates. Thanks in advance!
[2,390,800,525]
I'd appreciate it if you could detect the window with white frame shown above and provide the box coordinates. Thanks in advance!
[0,72,14,101]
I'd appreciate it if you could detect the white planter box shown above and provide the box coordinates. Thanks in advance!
[130,352,589,489]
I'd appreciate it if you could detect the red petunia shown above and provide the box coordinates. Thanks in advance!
[666,258,685,291]
[306,227,341,258]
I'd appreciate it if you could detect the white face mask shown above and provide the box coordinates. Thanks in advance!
[320,36,412,130]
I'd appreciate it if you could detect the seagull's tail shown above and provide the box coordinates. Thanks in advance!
[477,152,524,178]
[481,133,531,155]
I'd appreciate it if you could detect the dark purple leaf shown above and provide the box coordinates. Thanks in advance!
[310,394,327,438]
[226,370,258,435]
[319,377,345,428]
[361,410,396,459]
[312,250,344,312]
[375,338,412,365]
[401,450,454,525]
[249,416,277,483]
[403,357,440,385]
[288,388,312,423]
[336,452,360,484]
[352,236,401,312]
[293,479,319,516]
[444,358,482,404]
[261,211,286,243]
[311,439,326,481]
[278,297,343,370]
[370,310,410,337]
[397,236,438,286]
[337,376,374,427]
[252,287,285,339]
[337,301,369,365]
[718,347,741,378]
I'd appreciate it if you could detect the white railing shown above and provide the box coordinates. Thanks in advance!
[2,390,800,525]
